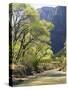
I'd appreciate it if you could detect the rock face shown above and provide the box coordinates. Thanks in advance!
[38,6,66,53]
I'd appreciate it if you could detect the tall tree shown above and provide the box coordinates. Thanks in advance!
[9,3,54,64]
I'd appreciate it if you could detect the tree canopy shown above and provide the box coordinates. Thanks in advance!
[9,3,54,72]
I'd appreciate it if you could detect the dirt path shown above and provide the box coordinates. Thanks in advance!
[14,69,66,86]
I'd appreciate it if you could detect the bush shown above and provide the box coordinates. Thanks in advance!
[12,64,26,78]
[31,56,40,73]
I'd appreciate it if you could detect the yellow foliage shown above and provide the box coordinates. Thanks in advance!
[31,47,36,53]
[47,49,53,55]
[42,55,51,60]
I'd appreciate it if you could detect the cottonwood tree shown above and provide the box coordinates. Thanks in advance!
[9,3,54,66]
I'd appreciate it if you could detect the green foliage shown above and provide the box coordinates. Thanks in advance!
[31,55,39,72]
[9,3,55,76]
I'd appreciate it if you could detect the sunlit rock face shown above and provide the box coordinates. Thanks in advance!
[38,6,66,53]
